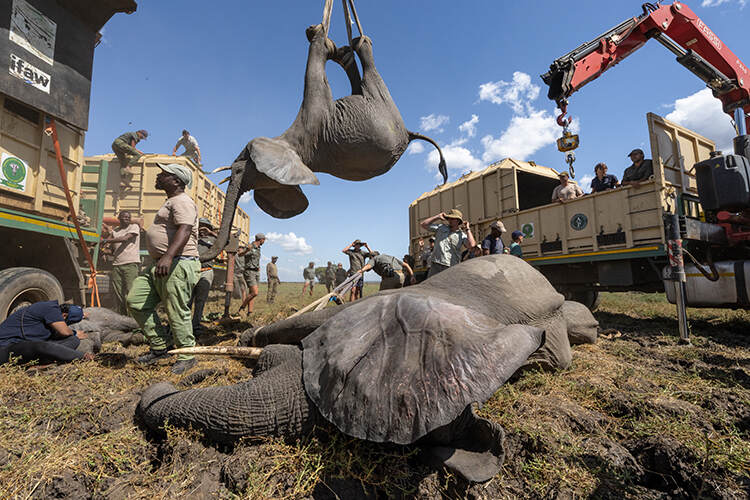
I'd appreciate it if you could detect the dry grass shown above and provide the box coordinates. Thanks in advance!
[0,288,748,498]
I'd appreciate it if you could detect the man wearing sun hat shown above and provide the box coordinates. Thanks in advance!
[127,162,200,375]
[420,208,476,277]
[482,220,507,256]
[551,171,583,202]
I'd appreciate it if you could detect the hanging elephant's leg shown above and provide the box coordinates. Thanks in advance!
[329,45,362,95]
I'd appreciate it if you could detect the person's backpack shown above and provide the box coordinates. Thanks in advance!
[380,263,396,278]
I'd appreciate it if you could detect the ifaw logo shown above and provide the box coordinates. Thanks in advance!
[9,53,51,94]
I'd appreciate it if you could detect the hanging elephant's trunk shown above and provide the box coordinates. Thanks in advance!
[201,160,245,263]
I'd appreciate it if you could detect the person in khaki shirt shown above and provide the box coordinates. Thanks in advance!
[127,163,200,375]
[103,210,141,315]
[551,171,583,202]
[266,256,280,303]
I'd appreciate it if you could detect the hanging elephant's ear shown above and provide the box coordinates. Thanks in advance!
[249,137,319,186]
[254,184,309,219]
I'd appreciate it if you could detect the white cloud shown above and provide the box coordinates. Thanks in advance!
[459,114,479,137]
[239,192,252,204]
[265,232,313,255]
[479,72,540,114]
[420,113,449,132]
[578,174,593,194]
[407,142,425,155]
[665,88,736,152]
[481,111,579,162]
[701,0,746,7]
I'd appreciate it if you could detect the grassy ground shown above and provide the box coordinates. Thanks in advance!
[0,287,748,499]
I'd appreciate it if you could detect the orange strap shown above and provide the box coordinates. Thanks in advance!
[46,118,101,307]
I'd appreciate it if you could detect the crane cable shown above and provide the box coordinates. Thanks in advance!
[322,0,364,44]
[45,118,101,307]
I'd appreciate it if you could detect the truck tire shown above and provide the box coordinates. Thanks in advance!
[0,267,65,321]
[565,291,601,312]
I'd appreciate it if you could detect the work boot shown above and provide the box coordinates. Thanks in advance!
[171,358,197,375]
[136,348,171,365]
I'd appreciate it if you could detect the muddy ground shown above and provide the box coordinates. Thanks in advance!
[0,288,748,499]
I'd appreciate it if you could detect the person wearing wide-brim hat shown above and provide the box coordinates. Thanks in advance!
[419,208,476,277]
[551,171,583,202]
[127,163,201,375]
[482,220,507,256]
[342,238,375,301]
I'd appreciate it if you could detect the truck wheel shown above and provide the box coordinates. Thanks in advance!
[0,267,65,320]
[565,291,600,312]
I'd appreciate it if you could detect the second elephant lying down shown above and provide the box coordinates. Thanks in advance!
[138,256,598,482]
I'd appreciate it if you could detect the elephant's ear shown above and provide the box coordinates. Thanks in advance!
[254,185,309,219]
[302,292,545,445]
[249,137,319,186]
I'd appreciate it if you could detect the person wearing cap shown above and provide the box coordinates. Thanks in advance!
[127,163,201,374]
[622,148,654,187]
[358,251,416,290]
[102,210,141,315]
[334,262,347,287]
[342,239,374,301]
[238,233,266,318]
[482,220,507,256]
[172,129,202,165]
[189,218,217,331]
[302,262,316,296]
[111,129,148,189]
[590,162,619,193]
[0,301,95,365]
[551,171,584,202]
[266,256,280,303]
[324,261,336,293]
[509,230,524,257]
[420,209,476,277]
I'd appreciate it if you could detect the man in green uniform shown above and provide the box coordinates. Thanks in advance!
[102,210,141,315]
[127,163,200,374]
[190,218,217,332]
[358,252,415,290]
[266,256,280,303]
[238,233,265,318]
[111,129,148,189]
[334,262,347,287]
[302,262,316,296]
[324,261,336,293]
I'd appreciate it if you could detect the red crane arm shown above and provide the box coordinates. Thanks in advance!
[542,2,750,130]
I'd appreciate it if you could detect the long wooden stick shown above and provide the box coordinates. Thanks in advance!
[169,346,263,358]
[289,292,335,318]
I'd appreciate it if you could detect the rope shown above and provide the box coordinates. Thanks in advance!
[46,118,101,307]
[347,0,364,38]
[322,0,333,37]
[342,0,353,48]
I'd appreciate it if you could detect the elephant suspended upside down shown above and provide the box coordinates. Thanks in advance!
[137,256,599,482]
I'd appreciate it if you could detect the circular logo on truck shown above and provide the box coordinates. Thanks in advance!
[521,223,534,238]
[570,213,588,231]
[1,155,27,190]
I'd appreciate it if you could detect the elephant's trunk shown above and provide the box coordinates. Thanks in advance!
[408,131,448,184]
[201,159,246,263]
[137,346,321,442]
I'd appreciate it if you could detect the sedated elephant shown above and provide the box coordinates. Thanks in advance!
[137,256,599,482]
[202,22,447,262]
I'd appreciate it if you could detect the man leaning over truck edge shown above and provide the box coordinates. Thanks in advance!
[421,209,476,278]
[621,148,654,187]
[552,171,584,202]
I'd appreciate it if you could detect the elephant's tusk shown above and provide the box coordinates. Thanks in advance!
[168,346,263,358]
[208,165,232,174]
[219,176,231,185]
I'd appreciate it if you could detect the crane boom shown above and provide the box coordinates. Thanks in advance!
[541,1,750,130]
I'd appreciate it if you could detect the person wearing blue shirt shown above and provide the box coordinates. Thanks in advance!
[590,163,619,193]
[482,220,506,255]
[509,231,524,257]
[0,301,93,365]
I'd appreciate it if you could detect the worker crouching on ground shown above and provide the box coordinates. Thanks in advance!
[103,210,141,315]
[302,262,316,296]
[358,251,415,290]
[551,171,583,202]
[343,239,374,301]
[590,162,619,193]
[127,163,200,375]
[621,148,654,187]
[238,233,265,319]
[112,129,148,189]
[0,302,96,365]
[420,209,476,278]
[190,218,217,333]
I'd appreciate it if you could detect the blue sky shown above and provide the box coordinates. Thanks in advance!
[86,0,749,281]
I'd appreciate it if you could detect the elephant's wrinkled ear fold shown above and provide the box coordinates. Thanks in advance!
[248,137,319,186]
[420,403,506,483]
[254,185,309,219]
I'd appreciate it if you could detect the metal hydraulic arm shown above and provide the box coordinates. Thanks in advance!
[541,1,750,132]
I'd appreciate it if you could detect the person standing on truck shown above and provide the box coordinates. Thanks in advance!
[358,251,416,290]
[302,262,316,296]
[621,148,654,187]
[127,163,200,375]
[190,218,217,332]
[324,261,336,293]
[266,256,280,303]
[334,263,347,287]
[420,209,476,278]
[343,239,374,301]
[172,129,202,165]
[103,210,141,316]
[238,233,265,319]
[509,230,524,257]
[551,172,584,202]
[590,163,619,193]
[482,220,507,255]
[0,302,94,365]
[112,129,148,189]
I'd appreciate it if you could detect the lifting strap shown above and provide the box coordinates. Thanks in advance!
[45,118,101,307]
[322,0,364,44]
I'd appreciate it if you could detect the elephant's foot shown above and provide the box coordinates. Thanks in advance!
[350,35,371,53]
[305,24,336,58]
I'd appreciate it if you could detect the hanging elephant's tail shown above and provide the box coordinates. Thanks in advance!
[408,131,448,184]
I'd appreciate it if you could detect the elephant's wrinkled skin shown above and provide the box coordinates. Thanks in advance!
[138,256,598,482]
[202,25,446,262]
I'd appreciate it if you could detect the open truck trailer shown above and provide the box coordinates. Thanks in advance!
[410,113,749,322]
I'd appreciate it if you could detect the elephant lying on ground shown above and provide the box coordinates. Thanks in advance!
[137,256,598,482]
[202,23,446,261]
[74,308,144,346]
